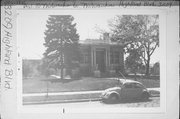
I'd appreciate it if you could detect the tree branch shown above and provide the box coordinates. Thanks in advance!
[141,50,147,65]
[149,42,158,56]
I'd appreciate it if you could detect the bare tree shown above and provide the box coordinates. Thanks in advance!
[109,15,159,76]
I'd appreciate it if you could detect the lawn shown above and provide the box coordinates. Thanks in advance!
[23,77,160,94]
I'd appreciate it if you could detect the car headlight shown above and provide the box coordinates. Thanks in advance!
[101,92,106,96]
[102,92,112,98]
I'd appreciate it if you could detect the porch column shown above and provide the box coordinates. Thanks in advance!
[91,47,97,69]
[105,48,108,69]
[107,46,110,71]
[91,47,94,67]
[94,48,96,67]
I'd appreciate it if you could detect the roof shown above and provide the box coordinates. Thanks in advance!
[118,79,142,85]
[80,39,123,46]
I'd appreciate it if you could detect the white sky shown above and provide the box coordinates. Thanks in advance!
[17,9,160,64]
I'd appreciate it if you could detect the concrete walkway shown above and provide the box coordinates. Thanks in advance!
[23,90,102,97]
[23,88,160,97]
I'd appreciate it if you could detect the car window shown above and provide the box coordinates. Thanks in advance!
[124,83,133,88]
[133,83,143,88]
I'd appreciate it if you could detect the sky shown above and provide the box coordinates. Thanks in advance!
[17,9,160,64]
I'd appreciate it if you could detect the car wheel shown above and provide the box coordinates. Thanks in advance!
[141,92,150,100]
[108,94,119,103]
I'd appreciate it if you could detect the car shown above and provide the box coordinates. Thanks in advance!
[101,79,150,103]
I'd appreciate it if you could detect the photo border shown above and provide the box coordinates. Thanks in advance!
[1,2,179,119]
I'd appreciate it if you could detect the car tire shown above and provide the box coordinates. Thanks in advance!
[108,94,119,103]
[141,92,150,100]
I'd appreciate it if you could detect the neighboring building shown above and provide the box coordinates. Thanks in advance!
[150,62,160,76]
[22,59,41,78]
[79,33,124,76]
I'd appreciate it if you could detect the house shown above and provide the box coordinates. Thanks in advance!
[79,33,124,77]
[22,33,125,78]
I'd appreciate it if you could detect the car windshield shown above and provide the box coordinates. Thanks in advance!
[122,82,144,89]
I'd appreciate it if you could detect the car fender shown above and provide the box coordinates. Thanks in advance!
[106,91,120,98]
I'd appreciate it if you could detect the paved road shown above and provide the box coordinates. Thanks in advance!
[23,88,160,97]
[24,97,160,108]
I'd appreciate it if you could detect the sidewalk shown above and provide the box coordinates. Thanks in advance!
[23,90,103,97]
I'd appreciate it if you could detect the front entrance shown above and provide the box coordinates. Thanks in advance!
[96,49,106,72]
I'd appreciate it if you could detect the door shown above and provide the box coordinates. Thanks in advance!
[121,83,143,99]
[96,49,106,72]
[132,83,144,98]
[121,83,134,99]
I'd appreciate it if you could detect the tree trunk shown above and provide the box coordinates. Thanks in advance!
[61,67,64,80]
[134,72,137,81]
[60,53,64,80]
[60,39,64,80]
[145,56,150,77]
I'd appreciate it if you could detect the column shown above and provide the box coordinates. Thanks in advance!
[91,47,94,67]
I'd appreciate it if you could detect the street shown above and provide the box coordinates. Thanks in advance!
[24,97,160,108]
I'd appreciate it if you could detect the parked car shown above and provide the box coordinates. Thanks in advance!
[101,79,150,103]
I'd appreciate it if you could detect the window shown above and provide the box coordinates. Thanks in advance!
[110,51,120,64]
[133,83,143,88]
[124,83,133,88]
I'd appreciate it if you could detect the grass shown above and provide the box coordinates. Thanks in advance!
[23,77,160,94]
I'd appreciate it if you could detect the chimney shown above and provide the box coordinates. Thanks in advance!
[103,33,110,42]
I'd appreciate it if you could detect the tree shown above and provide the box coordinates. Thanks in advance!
[125,48,143,78]
[44,15,80,79]
[109,15,159,76]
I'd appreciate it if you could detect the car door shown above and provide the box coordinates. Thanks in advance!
[121,83,134,99]
[132,83,144,98]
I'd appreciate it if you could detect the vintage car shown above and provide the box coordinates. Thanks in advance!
[101,79,150,103]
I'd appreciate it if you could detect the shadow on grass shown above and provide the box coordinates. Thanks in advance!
[101,98,152,105]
